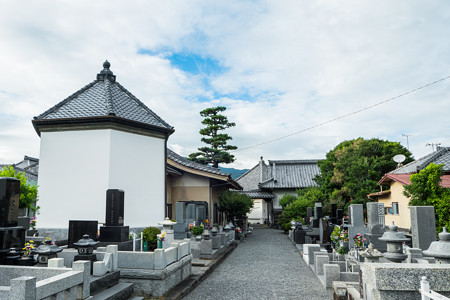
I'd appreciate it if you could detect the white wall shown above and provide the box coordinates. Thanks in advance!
[108,129,165,227]
[273,189,297,209]
[38,129,166,228]
[247,199,267,224]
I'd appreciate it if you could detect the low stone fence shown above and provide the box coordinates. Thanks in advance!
[361,263,450,300]
[0,260,90,299]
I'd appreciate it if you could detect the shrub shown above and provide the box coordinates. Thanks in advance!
[142,226,161,251]
[283,222,292,231]
[191,226,204,236]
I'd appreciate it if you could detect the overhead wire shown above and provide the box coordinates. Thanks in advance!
[233,75,450,152]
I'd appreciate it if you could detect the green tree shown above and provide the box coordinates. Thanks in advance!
[277,187,325,228]
[314,138,412,207]
[279,194,297,209]
[188,106,237,168]
[218,190,253,221]
[403,163,450,233]
[0,165,39,212]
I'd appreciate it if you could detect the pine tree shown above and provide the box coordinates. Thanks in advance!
[188,106,237,168]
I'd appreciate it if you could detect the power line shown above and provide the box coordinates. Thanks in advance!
[234,75,450,152]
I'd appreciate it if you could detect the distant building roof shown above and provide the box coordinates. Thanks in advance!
[259,160,320,189]
[32,61,174,137]
[236,157,320,198]
[238,190,274,199]
[378,173,412,186]
[0,156,39,182]
[390,147,450,174]
[167,149,230,177]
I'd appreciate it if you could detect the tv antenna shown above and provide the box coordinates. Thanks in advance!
[402,134,411,150]
[426,143,441,152]
[393,154,406,169]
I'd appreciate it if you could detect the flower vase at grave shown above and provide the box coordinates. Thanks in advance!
[158,240,163,249]
[143,241,148,251]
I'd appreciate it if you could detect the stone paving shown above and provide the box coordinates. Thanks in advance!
[182,225,333,300]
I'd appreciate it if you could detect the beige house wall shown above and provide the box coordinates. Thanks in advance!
[377,181,411,230]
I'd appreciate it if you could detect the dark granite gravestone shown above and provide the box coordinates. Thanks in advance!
[336,209,344,225]
[0,177,20,227]
[105,189,124,226]
[99,189,129,243]
[0,178,26,265]
[330,203,337,224]
[68,220,98,248]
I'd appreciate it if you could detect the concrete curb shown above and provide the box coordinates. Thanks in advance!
[162,240,239,300]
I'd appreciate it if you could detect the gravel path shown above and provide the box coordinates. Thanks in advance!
[182,225,333,300]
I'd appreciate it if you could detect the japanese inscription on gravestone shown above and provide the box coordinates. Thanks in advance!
[106,189,124,226]
[0,177,20,227]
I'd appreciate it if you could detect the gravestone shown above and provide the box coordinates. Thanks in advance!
[100,189,129,243]
[0,177,20,227]
[336,209,344,225]
[330,203,337,224]
[410,206,436,250]
[365,203,386,252]
[68,220,98,248]
[105,189,124,226]
[349,204,364,227]
[306,207,313,219]
[346,204,368,248]
[174,202,187,239]
[314,202,323,219]
[0,177,26,265]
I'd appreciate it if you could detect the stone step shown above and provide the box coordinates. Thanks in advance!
[128,297,145,300]
[90,282,134,300]
[90,271,121,295]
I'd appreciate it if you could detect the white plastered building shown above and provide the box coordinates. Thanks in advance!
[32,61,174,228]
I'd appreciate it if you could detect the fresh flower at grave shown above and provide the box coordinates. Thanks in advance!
[22,241,35,257]
[42,237,55,245]
[30,217,36,229]
[353,233,366,248]
[188,223,194,231]
[200,223,204,228]
[330,226,341,244]
[339,230,349,241]
[157,232,166,242]
[191,226,204,236]
[205,219,209,226]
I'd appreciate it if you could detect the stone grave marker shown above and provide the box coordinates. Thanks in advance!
[68,220,98,248]
[365,202,386,252]
[410,206,436,250]
[100,189,129,243]
[346,204,368,248]
[105,189,124,226]
[0,177,26,265]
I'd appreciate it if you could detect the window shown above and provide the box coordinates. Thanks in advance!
[385,207,393,215]
[392,202,399,215]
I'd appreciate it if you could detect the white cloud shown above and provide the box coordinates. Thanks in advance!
[1,1,449,169]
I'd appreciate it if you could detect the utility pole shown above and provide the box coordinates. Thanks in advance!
[426,143,441,152]
[402,134,411,150]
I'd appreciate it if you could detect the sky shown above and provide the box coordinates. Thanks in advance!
[1,1,449,170]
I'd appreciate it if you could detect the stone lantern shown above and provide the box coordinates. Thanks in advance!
[379,222,409,263]
[423,227,450,264]
[158,217,176,233]
[211,226,218,237]
[158,218,176,248]
[74,234,98,262]
[224,224,231,232]
[34,239,63,264]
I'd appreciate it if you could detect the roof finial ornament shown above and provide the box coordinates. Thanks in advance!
[97,60,116,82]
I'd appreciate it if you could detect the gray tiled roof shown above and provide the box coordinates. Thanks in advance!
[391,147,450,174]
[259,160,320,189]
[33,61,173,134]
[238,190,274,199]
[167,149,230,177]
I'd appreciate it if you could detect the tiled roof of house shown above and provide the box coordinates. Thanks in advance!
[379,173,412,185]
[33,61,174,135]
[238,190,274,199]
[166,149,230,177]
[259,160,320,189]
[391,147,450,174]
